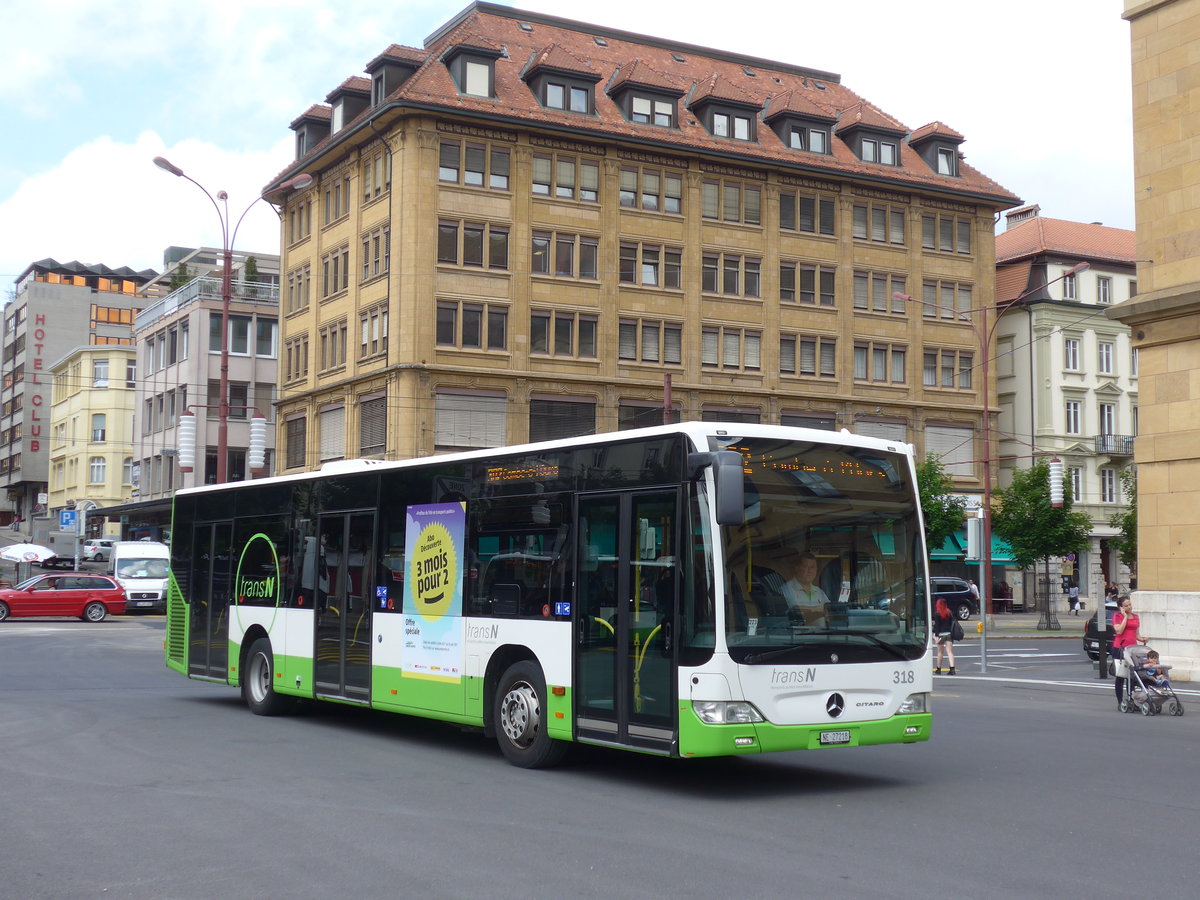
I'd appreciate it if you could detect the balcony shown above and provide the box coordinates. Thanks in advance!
[136,276,279,332]
[1094,434,1135,456]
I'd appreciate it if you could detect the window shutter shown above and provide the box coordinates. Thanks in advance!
[318,407,345,461]
[529,399,595,442]
[359,397,387,456]
[926,424,974,477]
[435,393,506,448]
[856,420,907,442]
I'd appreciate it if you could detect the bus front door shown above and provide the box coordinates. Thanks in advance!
[575,491,677,755]
[188,522,232,680]
[313,512,374,702]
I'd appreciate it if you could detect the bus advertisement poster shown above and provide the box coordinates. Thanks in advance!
[402,502,466,682]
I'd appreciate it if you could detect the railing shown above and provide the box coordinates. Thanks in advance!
[136,277,279,331]
[1094,434,1135,456]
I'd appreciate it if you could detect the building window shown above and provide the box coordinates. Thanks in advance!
[701,179,761,225]
[779,190,836,235]
[701,327,761,371]
[921,213,972,254]
[629,94,675,127]
[860,137,898,165]
[921,279,973,321]
[854,271,908,314]
[1097,341,1114,375]
[925,424,975,477]
[436,301,508,351]
[1099,402,1116,435]
[319,406,345,462]
[1064,337,1080,371]
[92,359,109,387]
[1063,273,1078,300]
[288,199,312,244]
[923,348,973,389]
[541,80,592,113]
[853,202,906,245]
[618,319,682,364]
[285,417,307,469]
[702,253,761,297]
[360,226,391,282]
[359,396,387,457]
[531,232,599,279]
[1065,399,1082,434]
[283,335,309,383]
[360,147,391,201]
[1070,466,1083,503]
[619,403,680,430]
[780,334,836,378]
[322,173,351,225]
[255,319,277,358]
[437,220,509,269]
[854,342,906,383]
[439,140,510,190]
[1097,276,1112,304]
[530,310,597,358]
[710,110,754,141]
[89,456,106,485]
[435,392,506,449]
[619,243,682,289]
[531,152,599,202]
[285,266,311,315]
[787,125,829,154]
[359,305,389,359]
[320,246,351,298]
[1131,347,1139,376]
[1100,467,1117,503]
[619,166,682,213]
[92,414,106,442]
[529,398,597,441]
[936,147,957,176]
[318,320,348,372]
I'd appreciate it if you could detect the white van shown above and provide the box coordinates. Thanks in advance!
[109,541,171,612]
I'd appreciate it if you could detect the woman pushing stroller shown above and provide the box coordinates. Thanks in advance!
[1110,595,1147,710]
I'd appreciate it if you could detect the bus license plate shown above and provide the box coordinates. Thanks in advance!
[819,730,851,745]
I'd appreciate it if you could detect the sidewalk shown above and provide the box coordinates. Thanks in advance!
[966,610,1086,639]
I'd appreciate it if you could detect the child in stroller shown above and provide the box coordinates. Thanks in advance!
[1122,645,1185,716]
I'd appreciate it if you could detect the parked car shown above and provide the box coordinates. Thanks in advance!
[38,555,77,570]
[931,575,978,621]
[1083,600,1119,660]
[0,573,126,622]
[82,539,116,562]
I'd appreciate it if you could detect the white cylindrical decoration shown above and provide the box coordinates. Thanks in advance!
[1049,457,1064,508]
[248,415,267,473]
[177,410,196,473]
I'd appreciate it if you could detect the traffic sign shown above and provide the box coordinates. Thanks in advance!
[59,509,77,530]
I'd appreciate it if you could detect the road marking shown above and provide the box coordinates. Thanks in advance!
[938,673,1200,697]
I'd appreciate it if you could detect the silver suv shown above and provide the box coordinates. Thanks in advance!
[82,539,115,562]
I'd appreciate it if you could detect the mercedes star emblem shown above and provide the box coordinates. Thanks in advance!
[826,693,845,718]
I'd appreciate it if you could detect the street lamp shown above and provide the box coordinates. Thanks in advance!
[894,260,1090,673]
[153,157,312,483]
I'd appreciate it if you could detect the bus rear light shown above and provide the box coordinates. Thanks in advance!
[693,700,765,725]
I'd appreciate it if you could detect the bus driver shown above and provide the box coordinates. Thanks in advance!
[783,551,829,626]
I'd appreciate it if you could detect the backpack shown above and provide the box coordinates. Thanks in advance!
[950,619,964,642]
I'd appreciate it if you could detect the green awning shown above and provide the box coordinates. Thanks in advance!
[930,528,1016,565]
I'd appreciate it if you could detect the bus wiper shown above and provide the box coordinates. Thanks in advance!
[805,629,911,661]
[743,630,910,664]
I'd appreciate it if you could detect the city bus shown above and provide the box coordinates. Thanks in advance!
[165,422,932,767]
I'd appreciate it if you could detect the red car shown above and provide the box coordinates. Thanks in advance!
[0,573,127,622]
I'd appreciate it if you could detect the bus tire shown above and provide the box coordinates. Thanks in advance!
[242,638,291,716]
[494,660,566,769]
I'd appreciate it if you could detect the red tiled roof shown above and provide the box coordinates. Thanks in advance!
[326,76,371,102]
[996,216,1135,265]
[909,121,963,143]
[368,44,427,69]
[689,72,762,109]
[290,104,331,128]
[995,261,1033,304]
[521,42,600,80]
[271,4,1020,206]
[763,87,836,123]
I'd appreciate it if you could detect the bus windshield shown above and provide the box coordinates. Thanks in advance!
[716,435,927,664]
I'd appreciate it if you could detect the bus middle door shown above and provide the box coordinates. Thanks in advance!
[575,491,677,755]
[313,512,374,702]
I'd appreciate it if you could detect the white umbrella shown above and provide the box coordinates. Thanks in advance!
[0,543,57,564]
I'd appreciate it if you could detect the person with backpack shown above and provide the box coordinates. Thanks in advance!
[933,597,962,675]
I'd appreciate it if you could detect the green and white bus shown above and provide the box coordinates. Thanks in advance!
[165,423,932,767]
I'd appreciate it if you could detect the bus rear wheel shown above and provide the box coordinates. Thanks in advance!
[494,661,566,769]
[242,638,292,716]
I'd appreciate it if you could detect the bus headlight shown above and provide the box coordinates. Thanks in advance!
[693,700,765,724]
[897,692,929,714]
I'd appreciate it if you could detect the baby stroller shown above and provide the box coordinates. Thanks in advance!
[1122,645,1185,717]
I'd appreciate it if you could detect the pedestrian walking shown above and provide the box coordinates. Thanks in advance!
[1111,595,1147,709]
[1068,582,1080,615]
[933,597,959,675]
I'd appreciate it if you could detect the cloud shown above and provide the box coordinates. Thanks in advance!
[1,132,294,285]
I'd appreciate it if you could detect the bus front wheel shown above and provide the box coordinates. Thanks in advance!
[242,638,291,716]
[494,661,566,769]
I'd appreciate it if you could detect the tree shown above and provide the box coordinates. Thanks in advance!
[244,255,261,283]
[915,455,967,551]
[1108,466,1137,573]
[168,262,194,291]
[991,461,1092,571]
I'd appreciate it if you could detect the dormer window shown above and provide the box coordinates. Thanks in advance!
[442,42,502,99]
[464,60,491,97]
[632,95,675,127]
[908,122,965,178]
[861,138,898,165]
[937,147,957,176]
[713,111,753,141]
[544,82,591,113]
[788,125,828,154]
[371,72,386,106]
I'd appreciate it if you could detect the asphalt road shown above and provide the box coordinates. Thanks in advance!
[1,619,1196,899]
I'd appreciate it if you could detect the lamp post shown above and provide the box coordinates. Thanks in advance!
[894,260,1089,673]
[153,157,311,483]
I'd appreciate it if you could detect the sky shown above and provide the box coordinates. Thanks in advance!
[0,0,1134,290]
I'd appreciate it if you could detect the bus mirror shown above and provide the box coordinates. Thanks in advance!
[689,451,745,526]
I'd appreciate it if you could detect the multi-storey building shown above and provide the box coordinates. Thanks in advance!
[48,345,137,538]
[265,3,1019,488]
[3,259,155,528]
[994,206,1137,607]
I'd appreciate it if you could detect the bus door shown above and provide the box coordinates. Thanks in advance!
[188,521,232,680]
[313,512,375,701]
[575,491,678,754]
